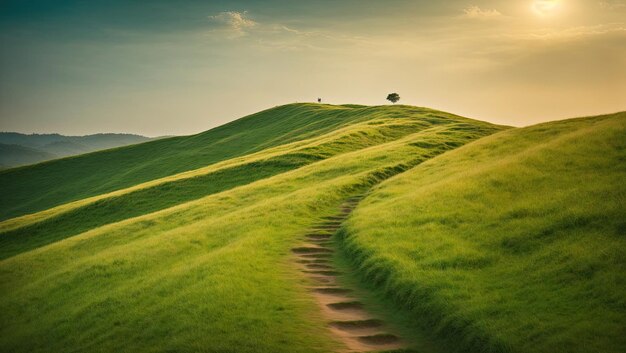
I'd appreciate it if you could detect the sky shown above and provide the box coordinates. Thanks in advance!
[0,0,625,136]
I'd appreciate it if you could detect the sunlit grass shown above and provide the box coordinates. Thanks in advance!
[341,112,626,353]
[0,115,443,259]
[0,104,482,221]
[0,104,502,352]
[3,104,623,352]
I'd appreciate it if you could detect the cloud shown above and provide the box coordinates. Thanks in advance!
[275,25,311,36]
[208,11,257,37]
[204,12,364,51]
[205,11,321,44]
[462,6,502,19]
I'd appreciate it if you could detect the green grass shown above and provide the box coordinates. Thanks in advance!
[0,110,499,260]
[340,111,626,353]
[0,104,476,221]
[1,103,624,353]
[0,104,503,352]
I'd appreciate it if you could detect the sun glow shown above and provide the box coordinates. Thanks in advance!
[532,0,562,17]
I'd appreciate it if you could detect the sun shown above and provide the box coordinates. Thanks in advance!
[532,0,561,17]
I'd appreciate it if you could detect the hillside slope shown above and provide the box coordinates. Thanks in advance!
[0,104,493,221]
[0,104,505,352]
[2,105,623,353]
[342,112,626,353]
[0,109,503,259]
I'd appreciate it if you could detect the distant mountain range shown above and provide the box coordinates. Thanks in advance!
[0,132,155,169]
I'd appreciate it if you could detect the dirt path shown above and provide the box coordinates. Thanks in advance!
[292,196,408,352]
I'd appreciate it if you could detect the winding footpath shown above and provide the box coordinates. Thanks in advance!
[292,196,407,352]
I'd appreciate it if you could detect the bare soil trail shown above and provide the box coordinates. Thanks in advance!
[292,196,408,352]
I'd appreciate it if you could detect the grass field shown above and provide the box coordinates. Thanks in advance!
[0,104,476,221]
[0,107,499,260]
[0,104,503,352]
[341,111,626,353]
[1,104,624,353]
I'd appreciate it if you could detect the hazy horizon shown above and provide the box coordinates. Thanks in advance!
[1,0,625,136]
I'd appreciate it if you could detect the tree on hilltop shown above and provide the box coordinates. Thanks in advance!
[386,93,400,104]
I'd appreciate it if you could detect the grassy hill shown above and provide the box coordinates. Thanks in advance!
[0,104,466,221]
[0,106,498,260]
[0,132,153,169]
[341,112,626,352]
[0,104,624,353]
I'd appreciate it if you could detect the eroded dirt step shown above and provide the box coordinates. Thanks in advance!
[292,246,333,254]
[327,301,364,310]
[297,259,331,264]
[317,221,343,226]
[306,234,334,240]
[323,216,347,221]
[306,239,333,245]
[329,323,387,340]
[311,226,342,231]
[307,234,333,239]
[313,287,352,295]
[357,334,400,346]
[304,270,342,276]
[330,319,383,330]
[310,242,333,248]
[310,275,339,285]
[339,206,358,214]
[306,264,335,270]
[299,253,333,259]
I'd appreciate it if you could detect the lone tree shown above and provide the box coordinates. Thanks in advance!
[386,93,400,104]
